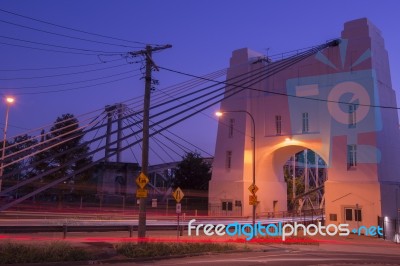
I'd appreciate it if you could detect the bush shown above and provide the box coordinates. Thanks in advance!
[0,241,89,264]
[115,242,236,258]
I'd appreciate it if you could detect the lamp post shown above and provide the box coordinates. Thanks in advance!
[0,97,15,192]
[216,110,256,228]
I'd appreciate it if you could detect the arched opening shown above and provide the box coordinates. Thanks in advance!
[283,149,327,212]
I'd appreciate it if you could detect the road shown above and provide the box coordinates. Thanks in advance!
[106,249,400,266]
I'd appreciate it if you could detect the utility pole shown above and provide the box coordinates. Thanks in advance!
[130,44,172,240]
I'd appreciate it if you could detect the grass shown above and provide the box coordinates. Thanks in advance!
[115,242,237,258]
[0,241,237,263]
[0,241,90,264]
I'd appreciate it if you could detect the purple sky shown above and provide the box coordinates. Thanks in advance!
[0,0,399,164]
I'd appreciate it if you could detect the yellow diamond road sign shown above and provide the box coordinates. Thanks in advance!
[136,188,148,198]
[248,184,259,194]
[172,187,184,203]
[136,173,149,189]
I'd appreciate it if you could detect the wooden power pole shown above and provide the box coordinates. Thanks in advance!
[130,44,172,240]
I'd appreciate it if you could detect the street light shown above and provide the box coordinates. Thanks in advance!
[0,96,15,192]
[216,110,256,228]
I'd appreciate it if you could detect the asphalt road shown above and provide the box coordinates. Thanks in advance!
[108,249,400,266]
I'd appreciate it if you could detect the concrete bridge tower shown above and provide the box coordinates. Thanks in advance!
[209,18,400,229]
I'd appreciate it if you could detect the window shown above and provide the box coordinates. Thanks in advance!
[355,209,362,222]
[228,118,235,138]
[349,104,357,128]
[345,208,362,222]
[222,201,233,211]
[329,213,338,221]
[226,151,232,169]
[302,112,309,133]
[275,115,282,135]
[347,144,357,168]
[345,208,353,221]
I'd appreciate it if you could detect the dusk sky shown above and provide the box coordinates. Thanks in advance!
[0,0,399,164]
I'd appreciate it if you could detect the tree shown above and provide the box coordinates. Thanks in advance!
[173,152,211,190]
[32,113,92,203]
[2,134,38,193]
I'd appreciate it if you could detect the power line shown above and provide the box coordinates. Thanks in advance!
[159,66,400,110]
[0,54,296,187]
[0,42,334,203]
[0,18,144,49]
[12,74,140,95]
[1,64,264,172]
[0,8,152,47]
[4,68,225,142]
[8,42,315,150]
[0,123,30,130]
[126,113,188,160]
[2,112,107,162]
[0,70,139,90]
[0,40,121,56]
[0,35,130,55]
[0,44,327,202]
[2,58,270,163]
[0,63,137,81]
[0,57,125,71]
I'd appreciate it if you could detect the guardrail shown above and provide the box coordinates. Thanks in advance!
[0,224,180,239]
[0,209,326,239]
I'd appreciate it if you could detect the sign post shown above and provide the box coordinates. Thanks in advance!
[172,187,185,238]
[136,173,149,189]
[248,184,259,206]
[248,183,259,227]
[135,172,149,239]
[136,173,149,198]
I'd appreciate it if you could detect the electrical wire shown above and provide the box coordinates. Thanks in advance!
[126,113,184,161]
[0,8,152,46]
[0,35,130,54]
[3,43,312,153]
[0,66,264,179]
[0,57,125,71]
[12,73,140,95]
[0,18,143,49]
[0,63,137,81]
[1,112,106,163]
[127,111,209,157]
[0,69,139,90]
[122,116,164,164]
[157,47,400,110]
[1,45,308,166]
[2,51,280,161]
[162,64,400,110]
[0,40,123,56]
[0,41,339,205]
